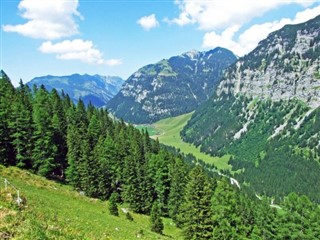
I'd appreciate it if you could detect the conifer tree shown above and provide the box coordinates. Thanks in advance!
[182,166,213,240]
[50,89,68,177]
[9,80,33,168]
[150,202,164,234]
[66,100,89,188]
[0,71,16,165]
[32,86,57,177]
[168,157,188,225]
[95,135,118,199]
[65,120,82,188]
[148,151,171,215]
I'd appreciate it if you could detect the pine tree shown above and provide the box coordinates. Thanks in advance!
[211,179,254,239]
[32,86,57,177]
[182,166,213,240]
[148,151,171,215]
[95,136,118,199]
[0,71,16,166]
[150,202,164,234]
[168,157,188,226]
[66,120,82,188]
[109,192,119,216]
[66,100,89,188]
[122,132,151,213]
[50,89,68,178]
[9,80,33,168]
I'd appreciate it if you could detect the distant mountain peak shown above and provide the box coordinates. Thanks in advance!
[183,49,200,59]
[107,47,237,124]
[27,74,124,107]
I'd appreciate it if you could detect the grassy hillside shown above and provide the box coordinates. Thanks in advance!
[0,165,182,240]
[150,112,231,170]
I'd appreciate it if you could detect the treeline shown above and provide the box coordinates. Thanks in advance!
[2,71,320,239]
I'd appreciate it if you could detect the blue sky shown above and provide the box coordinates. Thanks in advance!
[1,0,320,86]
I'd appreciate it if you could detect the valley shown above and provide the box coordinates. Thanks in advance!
[138,113,231,170]
[2,4,320,239]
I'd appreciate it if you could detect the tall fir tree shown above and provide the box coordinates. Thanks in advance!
[182,166,213,240]
[168,157,188,226]
[0,71,16,166]
[9,80,33,168]
[32,86,57,177]
[50,89,68,178]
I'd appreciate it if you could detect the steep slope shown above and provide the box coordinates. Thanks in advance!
[217,14,320,107]
[182,15,320,200]
[0,165,182,239]
[27,74,124,107]
[107,47,237,124]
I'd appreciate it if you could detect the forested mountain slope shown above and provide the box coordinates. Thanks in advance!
[107,47,236,124]
[2,70,320,239]
[182,15,320,201]
[27,74,124,107]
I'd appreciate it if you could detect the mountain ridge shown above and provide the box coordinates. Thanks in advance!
[106,47,237,124]
[217,14,320,108]
[27,73,124,107]
[181,14,320,201]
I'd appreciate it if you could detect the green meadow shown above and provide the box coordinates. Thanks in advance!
[0,165,182,240]
[150,112,231,170]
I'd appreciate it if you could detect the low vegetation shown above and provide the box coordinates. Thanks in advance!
[0,165,182,239]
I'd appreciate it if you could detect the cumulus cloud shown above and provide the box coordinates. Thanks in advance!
[3,0,82,40]
[137,14,159,30]
[39,39,122,66]
[170,0,316,30]
[202,4,320,56]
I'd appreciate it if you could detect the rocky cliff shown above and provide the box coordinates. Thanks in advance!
[217,15,320,108]
[181,15,320,201]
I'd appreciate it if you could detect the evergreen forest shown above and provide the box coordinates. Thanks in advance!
[1,71,320,239]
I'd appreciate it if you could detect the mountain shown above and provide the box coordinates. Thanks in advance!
[106,47,237,124]
[217,15,320,108]
[181,15,320,200]
[27,74,124,107]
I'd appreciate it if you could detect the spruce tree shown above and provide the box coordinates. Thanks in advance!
[50,89,68,177]
[182,166,213,240]
[9,80,33,168]
[150,202,164,234]
[32,86,57,177]
[168,157,188,226]
[0,71,16,166]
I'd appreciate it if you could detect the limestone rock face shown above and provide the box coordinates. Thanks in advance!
[217,15,320,108]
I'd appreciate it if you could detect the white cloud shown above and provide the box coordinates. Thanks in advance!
[137,14,159,30]
[202,5,320,56]
[39,39,122,66]
[3,0,82,40]
[170,0,316,30]
[105,59,123,66]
